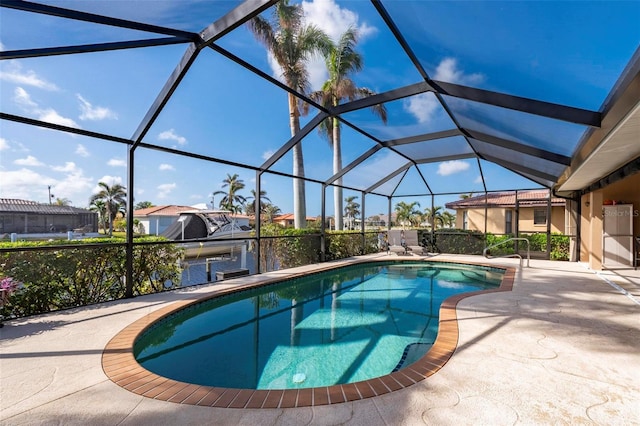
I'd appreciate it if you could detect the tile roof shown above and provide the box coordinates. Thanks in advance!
[133,205,195,216]
[445,191,565,209]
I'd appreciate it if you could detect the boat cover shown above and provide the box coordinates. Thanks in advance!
[161,215,207,240]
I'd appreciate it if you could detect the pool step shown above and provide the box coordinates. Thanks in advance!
[392,342,433,372]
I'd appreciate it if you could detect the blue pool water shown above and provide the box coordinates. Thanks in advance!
[134,261,503,389]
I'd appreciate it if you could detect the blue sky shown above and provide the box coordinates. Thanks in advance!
[1,0,638,217]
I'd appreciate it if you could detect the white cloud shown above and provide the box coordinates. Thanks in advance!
[75,144,90,157]
[159,163,175,171]
[0,166,93,204]
[474,175,483,184]
[51,162,79,173]
[262,150,275,161]
[14,87,38,108]
[14,155,44,166]
[0,137,8,151]
[13,87,80,128]
[405,92,440,124]
[107,158,126,167]
[437,160,470,176]
[38,108,80,128]
[0,168,56,199]
[53,168,94,204]
[404,58,484,124]
[303,0,376,42]
[0,61,58,91]
[433,58,484,85]
[158,129,187,146]
[76,94,118,121]
[157,183,176,199]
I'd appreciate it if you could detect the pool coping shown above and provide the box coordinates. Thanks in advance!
[101,257,515,408]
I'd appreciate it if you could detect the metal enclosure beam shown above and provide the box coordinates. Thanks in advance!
[382,129,462,147]
[366,163,412,193]
[0,37,189,60]
[481,154,558,184]
[432,80,602,127]
[466,130,572,165]
[1,0,199,39]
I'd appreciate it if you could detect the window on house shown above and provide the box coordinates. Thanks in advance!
[534,209,547,225]
[505,210,513,234]
[463,211,468,230]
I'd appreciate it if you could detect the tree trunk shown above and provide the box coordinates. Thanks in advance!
[333,116,343,231]
[289,93,306,229]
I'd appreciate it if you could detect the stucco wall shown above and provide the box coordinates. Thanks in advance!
[455,206,565,234]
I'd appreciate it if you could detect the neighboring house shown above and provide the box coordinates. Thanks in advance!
[445,190,567,234]
[0,198,98,234]
[272,214,319,228]
[134,206,253,235]
[133,205,196,235]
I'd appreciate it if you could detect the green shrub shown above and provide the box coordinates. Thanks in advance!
[0,237,183,319]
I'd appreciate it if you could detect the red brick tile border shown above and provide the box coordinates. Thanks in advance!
[102,259,515,408]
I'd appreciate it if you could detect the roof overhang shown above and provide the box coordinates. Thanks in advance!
[556,51,640,195]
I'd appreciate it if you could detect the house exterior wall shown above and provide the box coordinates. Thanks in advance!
[454,206,565,234]
[580,172,640,269]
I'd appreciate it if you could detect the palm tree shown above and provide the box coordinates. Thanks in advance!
[54,197,72,206]
[89,182,126,237]
[213,173,247,214]
[459,192,474,200]
[394,201,421,229]
[249,1,330,229]
[89,199,108,234]
[245,189,271,216]
[343,195,360,230]
[263,204,282,224]
[134,201,154,210]
[441,211,456,228]
[308,28,387,231]
[425,206,445,230]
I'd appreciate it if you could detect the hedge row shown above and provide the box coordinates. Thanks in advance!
[1,237,183,319]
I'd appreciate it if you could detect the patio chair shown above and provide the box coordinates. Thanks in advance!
[387,229,408,255]
[403,229,428,256]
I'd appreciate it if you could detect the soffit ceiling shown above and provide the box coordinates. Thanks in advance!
[1,0,639,198]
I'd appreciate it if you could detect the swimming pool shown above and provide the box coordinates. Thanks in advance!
[133,261,503,390]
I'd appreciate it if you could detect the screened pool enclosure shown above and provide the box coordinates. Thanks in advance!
[1,0,639,303]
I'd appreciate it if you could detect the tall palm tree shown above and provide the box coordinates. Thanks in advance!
[308,28,387,231]
[249,1,330,229]
[245,189,271,216]
[394,201,421,229]
[343,195,360,230]
[425,206,445,230]
[213,173,247,214]
[89,182,127,237]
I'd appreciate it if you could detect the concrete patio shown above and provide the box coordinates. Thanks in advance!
[1,255,638,425]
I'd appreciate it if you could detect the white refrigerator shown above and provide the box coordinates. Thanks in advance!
[602,204,634,267]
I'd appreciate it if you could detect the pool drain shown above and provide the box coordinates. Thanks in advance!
[292,373,306,383]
